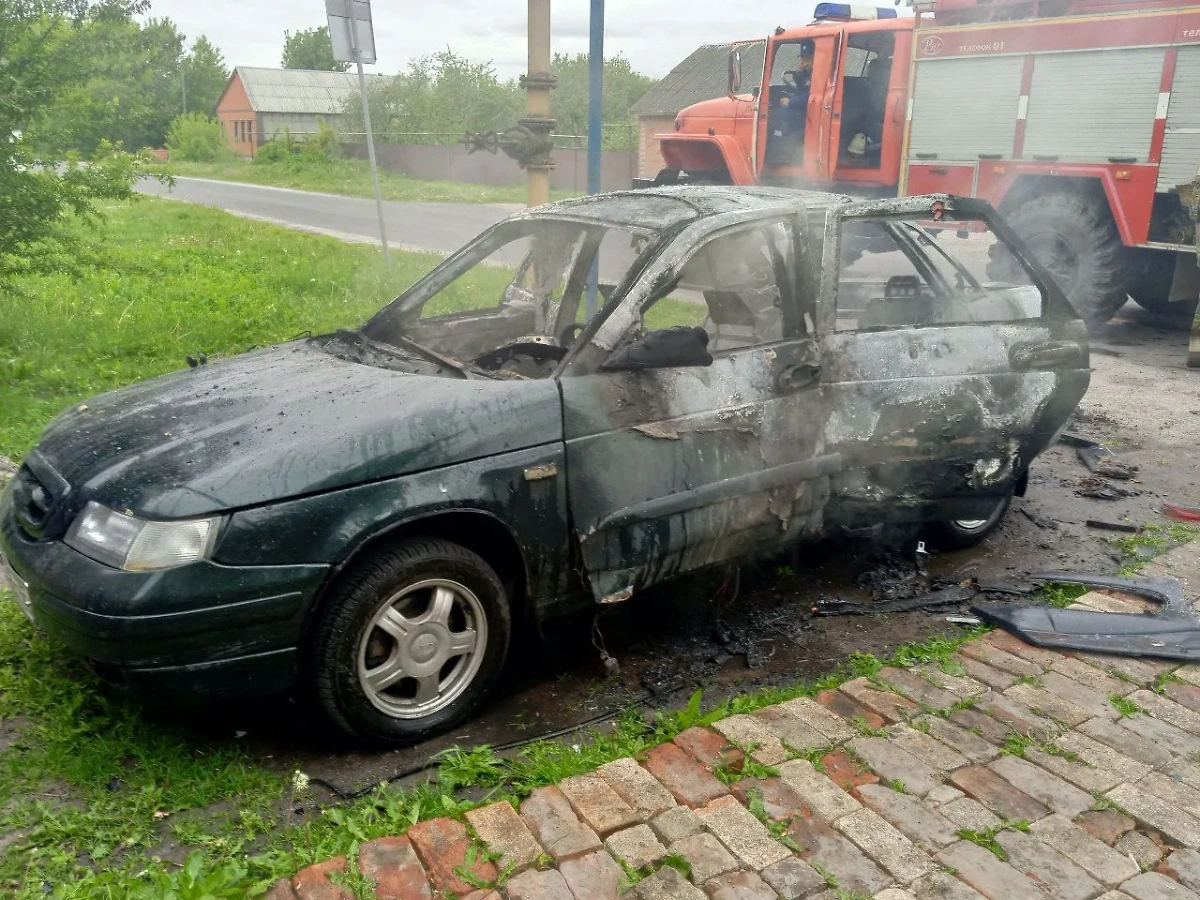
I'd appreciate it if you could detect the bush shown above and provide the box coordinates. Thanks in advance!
[255,119,339,167]
[166,114,232,162]
[253,133,294,164]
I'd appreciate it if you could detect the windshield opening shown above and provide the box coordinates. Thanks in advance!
[361,218,660,379]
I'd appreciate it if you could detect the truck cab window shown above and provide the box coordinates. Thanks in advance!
[838,33,895,169]
[765,40,814,166]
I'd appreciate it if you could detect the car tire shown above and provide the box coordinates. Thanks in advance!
[310,537,511,745]
[989,193,1127,328]
[926,492,1013,551]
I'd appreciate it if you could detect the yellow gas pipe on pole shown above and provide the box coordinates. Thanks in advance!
[523,0,555,208]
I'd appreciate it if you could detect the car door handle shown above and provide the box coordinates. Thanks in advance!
[778,363,821,390]
[1009,341,1084,370]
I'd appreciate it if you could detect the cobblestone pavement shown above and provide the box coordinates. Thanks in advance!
[269,542,1200,900]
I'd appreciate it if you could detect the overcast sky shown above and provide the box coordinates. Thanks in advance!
[144,0,834,79]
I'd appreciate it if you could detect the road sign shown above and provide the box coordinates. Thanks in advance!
[326,0,376,64]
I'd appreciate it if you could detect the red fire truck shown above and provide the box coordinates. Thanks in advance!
[652,0,1200,326]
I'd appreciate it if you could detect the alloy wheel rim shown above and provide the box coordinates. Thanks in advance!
[953,496,1007,533]
[952,518,990,531]
[357,578,487,720]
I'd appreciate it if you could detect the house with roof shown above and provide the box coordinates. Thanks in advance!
[631,41,766,179]
[214,66,388,157]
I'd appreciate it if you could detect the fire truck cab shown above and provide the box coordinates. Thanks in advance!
[655,0,1200,327]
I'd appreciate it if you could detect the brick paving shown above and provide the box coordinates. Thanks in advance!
[273,543,1200,900]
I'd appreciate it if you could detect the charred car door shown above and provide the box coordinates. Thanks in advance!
[819,195,1090,528]
[558,212,841,605]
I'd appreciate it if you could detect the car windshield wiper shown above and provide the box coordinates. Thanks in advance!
[340,330,475,379]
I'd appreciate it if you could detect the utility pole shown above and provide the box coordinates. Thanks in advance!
[181,59,187,115]
[523,0,556,207]
[461,1,556,206]
[587,0,604,197]
[327,0,389,264]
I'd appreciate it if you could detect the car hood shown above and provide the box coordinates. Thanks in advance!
[35,341,562,519]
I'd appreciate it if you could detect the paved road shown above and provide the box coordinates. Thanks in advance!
[136,176,519,255]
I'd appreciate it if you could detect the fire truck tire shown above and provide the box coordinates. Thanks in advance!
[1124,247,1197,317]
[993,193,1127,328]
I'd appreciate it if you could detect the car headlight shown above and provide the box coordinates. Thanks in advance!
[65,502,220,571]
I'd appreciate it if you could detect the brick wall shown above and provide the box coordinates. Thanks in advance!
[637,115,676,179]
[215,73,258,158]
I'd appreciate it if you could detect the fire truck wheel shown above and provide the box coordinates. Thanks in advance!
[991,193,1127,328]
[1124,247,1197,317]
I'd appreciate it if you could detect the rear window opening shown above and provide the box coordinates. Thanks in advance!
[835,212,1045,331]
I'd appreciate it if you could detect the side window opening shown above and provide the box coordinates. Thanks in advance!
[836,213,1045,331]
[637,221,797,354]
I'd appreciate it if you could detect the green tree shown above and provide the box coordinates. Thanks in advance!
[344,49,654,150]
[281,26,349,72]
[183,35,230,115]
[34,15,188,155]
[0,0,157,280]
[348,50,522,144]
[550,53,656,149]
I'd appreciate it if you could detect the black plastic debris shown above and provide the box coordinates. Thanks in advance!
[972,572,1200,661]
[817,583,977,617]
[1060,432,1139,480]
[1019,507,1059,529]
[975,578,1037,596]
[1076,475,1136,501]
[1086,520,1140,533]
[1076,442,1138,480]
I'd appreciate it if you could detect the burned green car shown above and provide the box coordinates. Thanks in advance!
[0,188,1088,744]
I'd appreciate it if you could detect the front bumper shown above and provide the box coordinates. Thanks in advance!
[1,487,329,700]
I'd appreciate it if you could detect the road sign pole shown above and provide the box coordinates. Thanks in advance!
[355,60,389,265]
[334,0,388,264]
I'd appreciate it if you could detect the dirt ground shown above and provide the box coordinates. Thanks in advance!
[149,301,1199,799]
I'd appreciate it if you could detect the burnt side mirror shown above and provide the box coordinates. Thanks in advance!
[602,326,714,372]
[729,48,743,96]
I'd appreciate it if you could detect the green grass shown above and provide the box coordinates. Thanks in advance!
[0,198,450,462]
[956,820,1030,861]
[165,158,579,206]
[1111,522,1200,572]
[1109,694,1145,718]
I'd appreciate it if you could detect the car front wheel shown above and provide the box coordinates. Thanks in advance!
[926,492,1013,550]
[311,537,511,745]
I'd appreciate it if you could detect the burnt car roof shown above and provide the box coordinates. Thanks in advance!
[516,185,856,231]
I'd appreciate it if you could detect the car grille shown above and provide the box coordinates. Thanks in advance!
[11,454,71,540]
